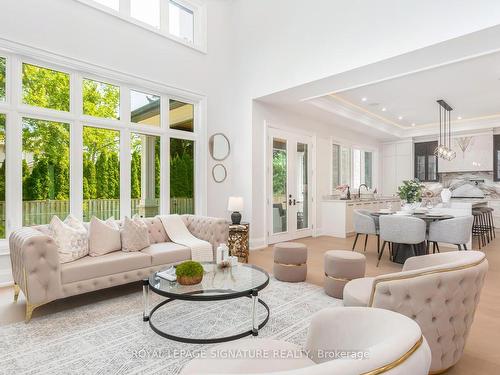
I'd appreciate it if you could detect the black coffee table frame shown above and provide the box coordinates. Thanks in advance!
[142,265,270,344]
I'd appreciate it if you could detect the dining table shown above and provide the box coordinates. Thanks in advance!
[370,211,455,264]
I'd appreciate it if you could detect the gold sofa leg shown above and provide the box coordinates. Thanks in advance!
[25,302,44,323]
[13,284,20,302]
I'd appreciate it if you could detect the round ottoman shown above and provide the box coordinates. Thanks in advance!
[273,242,307,282]
[324,250,366,298]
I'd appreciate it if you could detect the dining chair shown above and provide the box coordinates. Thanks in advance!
[352,209,379,253]
[378,215,426,266]
[427,215,473,252]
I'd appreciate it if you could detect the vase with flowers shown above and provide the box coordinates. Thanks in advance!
[397,179,423,212]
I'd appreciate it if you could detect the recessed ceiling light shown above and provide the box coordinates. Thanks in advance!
[381,107,387,112]
[398,116,403,120]
[361,97,367,102]
[411,123,416,127]
[457,116,462,120]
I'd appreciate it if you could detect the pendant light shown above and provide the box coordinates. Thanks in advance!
[434,99,456,161]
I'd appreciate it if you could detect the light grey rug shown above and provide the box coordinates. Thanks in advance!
[0,279,342,375]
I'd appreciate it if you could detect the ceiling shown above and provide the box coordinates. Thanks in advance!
[327,50,500,129]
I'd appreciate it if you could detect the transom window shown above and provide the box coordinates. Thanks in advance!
[0,52,201,240]
[77,0,205,51]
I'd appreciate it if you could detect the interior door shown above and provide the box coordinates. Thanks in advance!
[268,128,313,244]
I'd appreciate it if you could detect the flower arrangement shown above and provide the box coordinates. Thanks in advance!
[397,179,423,204]
[176,261,204,285]
[336,184,349,192]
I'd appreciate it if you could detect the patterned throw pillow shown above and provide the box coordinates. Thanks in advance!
[49,215,89,263]
[88,216,121,256]
[121,216,150,252]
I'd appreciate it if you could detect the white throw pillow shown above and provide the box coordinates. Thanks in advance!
[49,215,89,263]
[88,216,121,256]
[121,216,150,252]
[64,213,87,231]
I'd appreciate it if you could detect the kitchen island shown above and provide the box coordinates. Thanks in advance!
[320,197,401,238]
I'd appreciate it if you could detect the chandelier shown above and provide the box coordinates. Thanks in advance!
[434,99,456,161]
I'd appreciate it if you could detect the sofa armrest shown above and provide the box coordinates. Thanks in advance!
[182,215,230,254]
[9,227,62,305]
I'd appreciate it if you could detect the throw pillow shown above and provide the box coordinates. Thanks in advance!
[49,215,89,263]
[121,216,150,252]
[89,216,121,256]
[64,213,87,231]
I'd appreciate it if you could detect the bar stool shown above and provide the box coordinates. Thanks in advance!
[472,210,487,249]
[480,206,495,241]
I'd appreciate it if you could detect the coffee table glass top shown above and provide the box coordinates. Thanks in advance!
[149,263,270,300]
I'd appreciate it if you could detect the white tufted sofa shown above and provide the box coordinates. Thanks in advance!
[343,251,488,374]
[181,307,431,375]
[9,215,229,321]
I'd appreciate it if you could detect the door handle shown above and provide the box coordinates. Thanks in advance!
[289,198,293,206]
[293,199,296,205]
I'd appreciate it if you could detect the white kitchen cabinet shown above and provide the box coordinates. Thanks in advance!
[382,140,413,195]
[320,199,401,238]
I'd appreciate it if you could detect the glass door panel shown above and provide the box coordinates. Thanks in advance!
[272,138,287,234]
[296,142,308,230]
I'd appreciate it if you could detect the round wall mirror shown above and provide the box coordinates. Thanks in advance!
[209,133,230,161]
[212,164,227,183]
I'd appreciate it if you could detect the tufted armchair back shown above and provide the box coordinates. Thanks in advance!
[370,251,488,373]
[353,209,377,234]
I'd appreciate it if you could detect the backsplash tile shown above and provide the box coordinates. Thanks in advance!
[422,171,500,199]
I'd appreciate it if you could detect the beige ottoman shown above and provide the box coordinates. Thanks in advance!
[324,250,366,298]
[273,242,307,282]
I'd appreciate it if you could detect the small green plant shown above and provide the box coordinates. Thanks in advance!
[176,261,204,278]
[397,179,423,203]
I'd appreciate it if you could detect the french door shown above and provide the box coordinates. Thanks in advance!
[267,128,313,244]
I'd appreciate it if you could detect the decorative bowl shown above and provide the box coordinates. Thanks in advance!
[177,275,203,285]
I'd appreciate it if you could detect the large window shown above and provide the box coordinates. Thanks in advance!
[0,52,201,239]
[131,90,160,127]
[131,133,160,217]
[170,138,194,214]
[0,114,5,238]
[22,63,70,112]
[169,99,194,132]
[332,143,374,191]
[353,149,373,188]
[78,0,205,50]
[169,0,194,43]
[22,118,70,225]
[0,57,5,101]
[83,78,120,119]
[83,126,120,220]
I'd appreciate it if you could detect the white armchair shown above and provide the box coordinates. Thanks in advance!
[181,307,431,375]
[343,251,488,373]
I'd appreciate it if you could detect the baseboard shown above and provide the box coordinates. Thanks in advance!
[250,237,267,250]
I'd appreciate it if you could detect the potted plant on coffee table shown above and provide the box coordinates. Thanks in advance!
[176,261,204,285]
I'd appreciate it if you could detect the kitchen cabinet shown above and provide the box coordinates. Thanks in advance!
[320,198,401,238]
[381,140,414,195]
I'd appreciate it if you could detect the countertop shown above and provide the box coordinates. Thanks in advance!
[322,196,400,203]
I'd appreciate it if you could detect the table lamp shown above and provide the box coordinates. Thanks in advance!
[228,196,244,225]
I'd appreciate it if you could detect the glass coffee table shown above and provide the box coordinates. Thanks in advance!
[143,262,270,344]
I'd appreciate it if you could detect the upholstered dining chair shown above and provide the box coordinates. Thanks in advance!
[352,209,379,252]
[343,251,488,374]
[427,215,473,252]
[180,307,431,375]
[378,215,426,266]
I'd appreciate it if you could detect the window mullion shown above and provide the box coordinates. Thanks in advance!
[161,96,170,215]
[120,85,131,218]
[71,72,83,220]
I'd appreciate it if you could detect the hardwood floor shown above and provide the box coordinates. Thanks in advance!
[0,234,498,374]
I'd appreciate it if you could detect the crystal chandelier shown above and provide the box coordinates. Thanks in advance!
[434,99,456,161]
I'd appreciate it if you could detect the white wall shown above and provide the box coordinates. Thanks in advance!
[251,101,381,246]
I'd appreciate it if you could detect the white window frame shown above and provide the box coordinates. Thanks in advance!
[73,0,207,53]
[330,137,379,192]
[0,48,207,252]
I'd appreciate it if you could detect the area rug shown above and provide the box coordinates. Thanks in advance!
[0,279,342,375]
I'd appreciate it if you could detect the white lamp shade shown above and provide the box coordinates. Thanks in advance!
[228,196,244,211]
